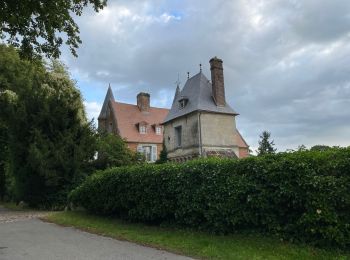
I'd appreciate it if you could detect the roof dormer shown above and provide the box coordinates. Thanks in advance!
[136,121,148,134]
[178,97,188,109]
[152,124,163,135]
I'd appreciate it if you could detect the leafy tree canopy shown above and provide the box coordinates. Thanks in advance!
[94,132,143,170]
[310,145,331,152]
[0,44,96,208]
[0,0,106,59]
[257,131,277,156]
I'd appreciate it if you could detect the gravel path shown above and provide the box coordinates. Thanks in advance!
[0,206,193,260]
[0,206,49,224]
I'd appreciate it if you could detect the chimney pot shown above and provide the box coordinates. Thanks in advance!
[137,92,150,112]
[209,57,226,106]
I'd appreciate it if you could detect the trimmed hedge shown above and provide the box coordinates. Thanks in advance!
[69,148,350,248]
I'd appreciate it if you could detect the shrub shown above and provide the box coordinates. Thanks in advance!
[69,148,350,248]
[93,132,142,170]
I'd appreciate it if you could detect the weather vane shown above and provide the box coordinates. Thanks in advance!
[199,63,202,72]
[175,72,181,87]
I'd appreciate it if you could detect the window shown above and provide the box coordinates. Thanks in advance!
[137,145,157,162]
[108,122,113,133]
[175,126,182,147]
[156,126,162,135]
[178,98,188,109]
[139,125,147,134]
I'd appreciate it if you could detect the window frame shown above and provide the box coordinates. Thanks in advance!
[139,125,147,134]
[137,144,157,162]
[178,98,188,109]
[175,126,182,148]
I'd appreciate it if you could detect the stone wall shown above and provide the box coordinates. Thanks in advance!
[200,112,236,147]
[164,111,240,160]
[163,112,200,160]
[200,112,239,157]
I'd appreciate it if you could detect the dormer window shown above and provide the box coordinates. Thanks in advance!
[152,124,162,135]
[136,121,148,134]
[178,97,188,109]
[140,125,147,134]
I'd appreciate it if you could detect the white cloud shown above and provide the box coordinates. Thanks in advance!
[84,101,102,122]
[62,0,350,151]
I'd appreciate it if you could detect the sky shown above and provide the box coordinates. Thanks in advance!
[60,0,350,152]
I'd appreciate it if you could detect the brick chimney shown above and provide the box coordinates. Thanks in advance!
[209,57,226,106]
[137,92,150,112]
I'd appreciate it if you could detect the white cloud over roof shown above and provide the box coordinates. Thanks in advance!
[62,0,350,151]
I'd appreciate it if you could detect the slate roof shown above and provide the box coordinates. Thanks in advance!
[163,72,238,123]
[98,85,114,120]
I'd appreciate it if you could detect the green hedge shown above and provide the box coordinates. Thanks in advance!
[69,148,350,248]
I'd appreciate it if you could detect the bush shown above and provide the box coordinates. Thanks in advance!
[69,148,350,248]
[93,132,142,170]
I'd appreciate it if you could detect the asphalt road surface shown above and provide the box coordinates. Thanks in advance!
[0,206,192,260]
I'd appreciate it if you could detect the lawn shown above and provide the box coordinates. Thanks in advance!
[44,211,349,260]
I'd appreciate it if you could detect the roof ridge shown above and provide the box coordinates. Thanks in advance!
[115,101,169,110]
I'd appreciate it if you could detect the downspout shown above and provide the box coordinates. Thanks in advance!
[198,112,203,157]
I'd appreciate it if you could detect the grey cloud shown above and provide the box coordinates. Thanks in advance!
[62,0,350,150]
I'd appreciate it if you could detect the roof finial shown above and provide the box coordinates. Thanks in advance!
[199,63,202,73]
[187,71,190,79]
[175,72,181,87]
[108,83,111,88]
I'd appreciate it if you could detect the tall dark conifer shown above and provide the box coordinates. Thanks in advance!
[257,131,277,156]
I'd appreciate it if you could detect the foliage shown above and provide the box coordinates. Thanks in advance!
[310,145,331,152]
[156,141,168,164]
[46,211,349,260]
[0,0,106,59]
[70,147,350,249]
[93,132,140,170]
[0,122,6,200]
[0,45,96,208]
[257,130,277,156]
[297,144,307,151]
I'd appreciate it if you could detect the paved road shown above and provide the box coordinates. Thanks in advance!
[0,206,192,260]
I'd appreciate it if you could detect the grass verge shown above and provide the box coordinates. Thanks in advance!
[0,201,32,211]
[44,211,349,260]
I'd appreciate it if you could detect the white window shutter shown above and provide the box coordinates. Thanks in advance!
[152,145,157,162]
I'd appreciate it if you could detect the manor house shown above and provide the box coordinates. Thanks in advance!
[98,56,249,162]
[98,87,169,162]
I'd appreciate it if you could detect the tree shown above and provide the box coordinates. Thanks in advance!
[0,45,96,208]
[0,122,6,200]
[310,145,331,152]
[156,141,168,164]
[0,0,106,59]
[94,132,141,170]
[256,131,277,156]
[297,144,307,151]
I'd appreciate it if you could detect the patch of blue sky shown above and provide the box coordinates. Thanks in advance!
[168,10,184,20]
[74,77,106,104]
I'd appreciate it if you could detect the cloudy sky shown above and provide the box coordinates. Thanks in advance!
[61,0,350,151]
